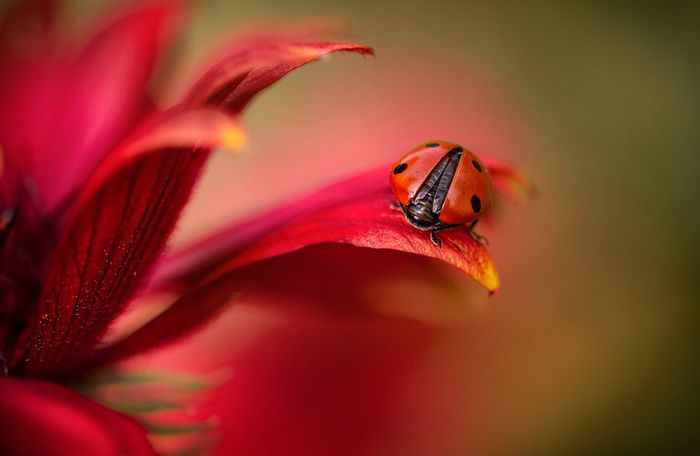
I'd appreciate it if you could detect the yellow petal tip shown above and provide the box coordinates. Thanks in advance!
[220,125,247,152]
[480,262,500,293]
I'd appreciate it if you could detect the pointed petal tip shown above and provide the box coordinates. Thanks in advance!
[433,231,500,293]
[480,261,500,293]
[185,40,374,113]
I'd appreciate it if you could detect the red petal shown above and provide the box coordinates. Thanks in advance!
[213,176,498,290]
[0,4,181,212]
[0,0,59,204]
[154,164,503,294]
[184,41,374,113]
[204,315,440,455]
[123,247,473,455]
[14,110,244,377]
[47,4,182,210]
[207,315,439,455]
[87,167,497,365]
[0,377,156,455]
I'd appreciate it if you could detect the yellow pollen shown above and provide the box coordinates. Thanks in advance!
[219,125,247,153]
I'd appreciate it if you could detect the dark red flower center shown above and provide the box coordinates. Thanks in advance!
[0,191,59,374]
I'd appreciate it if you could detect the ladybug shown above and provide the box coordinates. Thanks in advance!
[389,141,492,246]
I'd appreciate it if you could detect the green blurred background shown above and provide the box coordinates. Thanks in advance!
[67,0,700,453]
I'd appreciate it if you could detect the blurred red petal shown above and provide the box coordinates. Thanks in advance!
[205,314,438,456]
[14,110,244,377]
[0,3,181,212]
[41,4,182,210]
[0,0,60,204]
[87,275,236,368]
[185,41,374,113]
[0,377,156,456]
[125,247,471,455]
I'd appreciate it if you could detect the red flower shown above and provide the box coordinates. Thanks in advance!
[0,1,531,455]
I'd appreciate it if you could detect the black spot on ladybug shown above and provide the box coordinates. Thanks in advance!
[472,160,483,172]
[393,163,408,174]
[426,143,440,148]
[470,194,481,213]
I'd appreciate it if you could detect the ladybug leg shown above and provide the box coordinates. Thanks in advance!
[388,201,402,211]
[429,225,460,248]
[468,219,489,245]
[430,229,443,248]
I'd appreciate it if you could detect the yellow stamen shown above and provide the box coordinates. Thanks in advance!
[219,125,247,153]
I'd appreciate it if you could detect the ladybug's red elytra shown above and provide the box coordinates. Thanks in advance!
[389,140,493,246]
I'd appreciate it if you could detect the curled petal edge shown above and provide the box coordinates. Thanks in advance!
[184,41,374,113]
